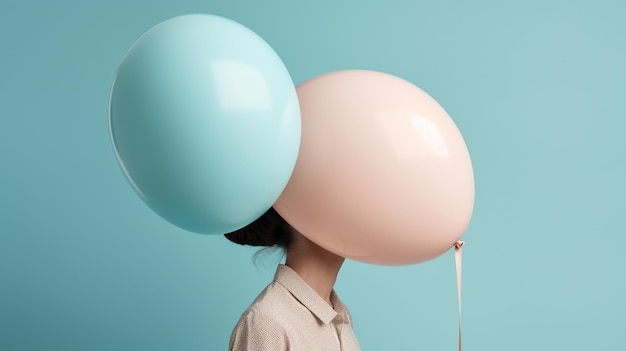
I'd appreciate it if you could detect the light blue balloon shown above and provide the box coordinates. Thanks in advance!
[109,14,301,234]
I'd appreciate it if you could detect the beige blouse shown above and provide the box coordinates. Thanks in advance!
[229,265,361,351]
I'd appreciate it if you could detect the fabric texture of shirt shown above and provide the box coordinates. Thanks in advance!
[229,264,361,351]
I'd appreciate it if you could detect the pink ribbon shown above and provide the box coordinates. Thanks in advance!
[454,241,464,351]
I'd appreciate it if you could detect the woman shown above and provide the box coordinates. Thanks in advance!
[225,207,361,351]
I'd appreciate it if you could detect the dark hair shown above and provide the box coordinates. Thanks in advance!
[224,207,293,249]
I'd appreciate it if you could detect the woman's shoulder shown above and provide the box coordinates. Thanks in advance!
[229,282,295,351]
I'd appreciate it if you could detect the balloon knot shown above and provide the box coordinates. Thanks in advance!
[454,241,465,249]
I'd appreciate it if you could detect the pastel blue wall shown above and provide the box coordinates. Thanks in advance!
[2,1,624,350]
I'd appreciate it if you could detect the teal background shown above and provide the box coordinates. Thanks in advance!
[1,0,624,350]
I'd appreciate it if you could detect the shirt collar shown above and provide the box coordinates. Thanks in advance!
[274,264,350,325]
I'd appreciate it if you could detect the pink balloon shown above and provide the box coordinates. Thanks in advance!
[274,70,474,265]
